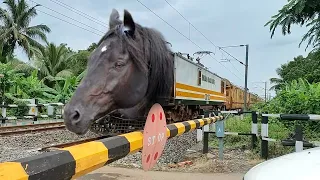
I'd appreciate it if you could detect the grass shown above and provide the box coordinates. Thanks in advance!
[207,114,302,159]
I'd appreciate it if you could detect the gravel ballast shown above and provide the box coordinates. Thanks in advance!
[0,129,99,162]
[108,130,197,168]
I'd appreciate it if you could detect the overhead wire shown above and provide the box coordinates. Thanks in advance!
[228,60,243,76]
[218,47,245,65]
[136,0,242,81]
[135,0,202,50]
[163,0,245,76]
[29,0,105,35]
[47,0,108,28]
[164,0,218,48]
[220,52,243,76]
[35,8,103,37]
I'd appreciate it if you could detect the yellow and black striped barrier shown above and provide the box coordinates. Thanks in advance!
[0,116,223,180]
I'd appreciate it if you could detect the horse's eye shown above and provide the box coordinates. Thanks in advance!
[115,61,126,68]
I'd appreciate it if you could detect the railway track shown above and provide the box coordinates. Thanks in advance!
[0,122,66,136]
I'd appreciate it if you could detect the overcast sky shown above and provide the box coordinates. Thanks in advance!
[3,0,312,98]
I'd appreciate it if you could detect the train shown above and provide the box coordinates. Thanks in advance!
[90,51,264,135]
[162,52,263,123]
[224,78,264,111]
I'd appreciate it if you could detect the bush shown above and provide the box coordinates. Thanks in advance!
[252,78,320,140]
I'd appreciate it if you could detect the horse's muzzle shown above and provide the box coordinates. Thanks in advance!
[63,103,93,135]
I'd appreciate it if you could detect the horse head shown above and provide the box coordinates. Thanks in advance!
[63,9,174,135]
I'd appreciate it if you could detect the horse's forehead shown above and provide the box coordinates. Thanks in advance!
[89,36,121,63]
[100,43,109,53]
[98,36,118,52]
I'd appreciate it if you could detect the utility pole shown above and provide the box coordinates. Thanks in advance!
[264,81,267,102]
[243,44,249,111]
[218,44,249,111]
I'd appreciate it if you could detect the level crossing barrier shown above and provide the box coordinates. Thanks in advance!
[201,111,319,160]
[260,113,319,159]
[0,115,223,180]
[202,111,259,160]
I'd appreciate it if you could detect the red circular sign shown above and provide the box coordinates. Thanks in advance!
[142,103,167,171]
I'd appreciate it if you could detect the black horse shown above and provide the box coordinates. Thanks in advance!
[63,9,174,135]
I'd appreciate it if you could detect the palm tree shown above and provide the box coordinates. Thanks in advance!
[0,0,51,59]
[269,77,286,91]
[32,42,75,86]
[8,56,36,76]
[46,70,86,103]
[265,0,320,51]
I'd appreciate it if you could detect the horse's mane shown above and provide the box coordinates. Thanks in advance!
[98,22,174,114]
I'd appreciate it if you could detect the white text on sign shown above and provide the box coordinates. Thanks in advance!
[148,132,165,146]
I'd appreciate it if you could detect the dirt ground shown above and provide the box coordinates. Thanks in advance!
[77,166,244,180]
[108,145,264,174]
[158,148,263,174]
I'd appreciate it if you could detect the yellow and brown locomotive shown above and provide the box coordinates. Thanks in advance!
[162,52,263,123]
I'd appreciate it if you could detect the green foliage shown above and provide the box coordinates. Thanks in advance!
[265,0,320,50]
[253,78,320,138]
[0,62,24,100]
[15,70,57,103]
[86,43,98,52]
[67,50,89,76]
[269,49,320,91]
[46,71,86,103]
[259,78,320,114]
[32,42,75,83]
[0,0,51,58]
[65,42,97,76]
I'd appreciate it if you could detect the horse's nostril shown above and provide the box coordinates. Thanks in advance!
[72,110,81,121]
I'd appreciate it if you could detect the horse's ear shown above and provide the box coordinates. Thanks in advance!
[123,9,135,37]
[109,9,122,29]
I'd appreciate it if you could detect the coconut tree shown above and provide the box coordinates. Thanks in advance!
[32,42,75,87]
[265,0,320,51]
[269,77,286,92]
[0,0,51,59]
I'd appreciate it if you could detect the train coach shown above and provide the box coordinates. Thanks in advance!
[163,52,264,122]
[163,52,227,123]
[224,79,264,111]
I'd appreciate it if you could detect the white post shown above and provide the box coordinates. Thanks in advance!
[2,106,6,118]
[295,141,303,152]
[203,113,209,132]
[196,115,205,142]
[47,105,54,116]
[209,112,215,131]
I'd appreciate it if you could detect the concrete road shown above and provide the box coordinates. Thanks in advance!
[77,166,244,180]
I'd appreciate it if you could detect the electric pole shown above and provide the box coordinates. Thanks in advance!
[218,44,249,111]
[264,81,267,102]
[243,44,249,111]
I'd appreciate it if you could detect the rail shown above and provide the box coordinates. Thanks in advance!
[0,115,223,180]
[0,122,66,136]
